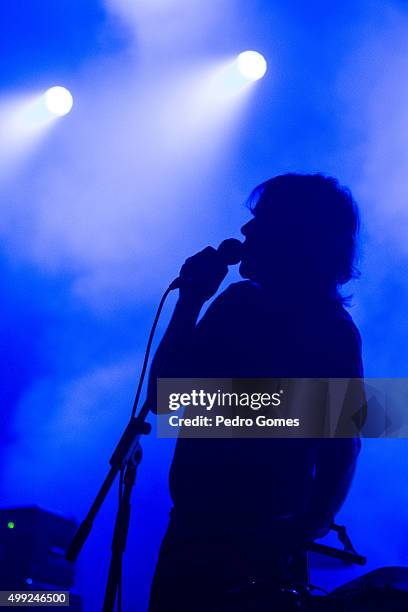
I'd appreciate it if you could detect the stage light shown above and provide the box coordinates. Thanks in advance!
[44,86,73,117]
[236,51,267,82]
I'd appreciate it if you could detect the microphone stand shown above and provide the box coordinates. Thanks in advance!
[66,406,151,611]
[102,420,146,612]
[66,286,173,612]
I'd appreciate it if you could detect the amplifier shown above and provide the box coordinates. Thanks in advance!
[0,506,77,590]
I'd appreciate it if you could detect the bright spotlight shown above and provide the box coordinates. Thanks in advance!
[236,51,267,82]
[44,86,73,117]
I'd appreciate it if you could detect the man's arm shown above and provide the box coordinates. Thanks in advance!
[145,298,202,413]
[304,437,361,540]
[145,246,228,412]
[304,317,364,540]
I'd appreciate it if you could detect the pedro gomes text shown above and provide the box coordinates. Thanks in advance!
[167,389,300,428]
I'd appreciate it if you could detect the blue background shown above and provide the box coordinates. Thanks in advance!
[1,1,407,609]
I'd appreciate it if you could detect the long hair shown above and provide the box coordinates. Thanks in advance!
[247,173,360,302]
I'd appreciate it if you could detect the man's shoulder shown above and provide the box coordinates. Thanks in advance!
[330,304,362,348]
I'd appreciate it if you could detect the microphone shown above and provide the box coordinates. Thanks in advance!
[169,238,243,290]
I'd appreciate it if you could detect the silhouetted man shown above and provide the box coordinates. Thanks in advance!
[148,174,363,611]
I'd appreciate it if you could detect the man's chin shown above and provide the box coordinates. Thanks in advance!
[239,261,252,280]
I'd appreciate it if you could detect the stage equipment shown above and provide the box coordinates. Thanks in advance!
[0,506,82,609]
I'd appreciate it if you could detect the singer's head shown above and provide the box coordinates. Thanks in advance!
[239,173,360,302]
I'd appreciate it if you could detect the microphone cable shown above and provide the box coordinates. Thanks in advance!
[130,285,173,420]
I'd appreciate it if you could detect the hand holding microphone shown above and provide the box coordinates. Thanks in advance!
[169,239,242,304]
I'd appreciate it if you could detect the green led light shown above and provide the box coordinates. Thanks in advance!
[7,521,15,529]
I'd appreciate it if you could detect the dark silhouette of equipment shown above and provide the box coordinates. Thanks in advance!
[308,523,366,566]
[214,566,408,611]
[0,506,82,610]
[320,566,408,611]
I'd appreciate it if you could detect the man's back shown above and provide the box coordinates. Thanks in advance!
[169,281,363,525]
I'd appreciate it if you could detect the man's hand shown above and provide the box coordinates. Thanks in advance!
[178,246,228,305]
